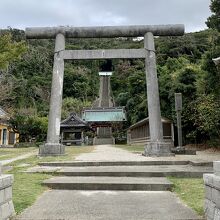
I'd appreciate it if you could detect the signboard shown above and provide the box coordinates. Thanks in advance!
[99,72,112,76]
[82,107,126,122]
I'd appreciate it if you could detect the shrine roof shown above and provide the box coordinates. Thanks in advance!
[61,112,89,128]
[128,117,172,130]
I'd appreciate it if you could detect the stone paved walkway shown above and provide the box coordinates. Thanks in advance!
[16,145,208,220]
[17,190,202,220]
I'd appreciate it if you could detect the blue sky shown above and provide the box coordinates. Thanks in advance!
[0,0,211,32]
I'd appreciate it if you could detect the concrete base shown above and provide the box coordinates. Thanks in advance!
[144,141,174,157]
[0,174,15,220]
[39,143,65,156]
[93,137,115,145]
[171,147,196,155]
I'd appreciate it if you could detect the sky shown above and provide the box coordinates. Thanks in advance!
[0,0,212,33]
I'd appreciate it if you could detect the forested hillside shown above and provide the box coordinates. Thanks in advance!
[0,1,219,145]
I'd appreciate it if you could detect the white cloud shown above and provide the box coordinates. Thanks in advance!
[0,0,212,32]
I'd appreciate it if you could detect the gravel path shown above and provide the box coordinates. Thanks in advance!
[0,150,38,165]
[75,144,220,162]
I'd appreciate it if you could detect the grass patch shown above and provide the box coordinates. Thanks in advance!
[114,144,144,153]
[11,168,53,214]
[6,145,94,214]
[168,177,205,216]
[0,147,37,160]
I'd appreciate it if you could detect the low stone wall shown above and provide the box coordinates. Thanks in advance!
[204,161,220,220]
[0,164,15,220]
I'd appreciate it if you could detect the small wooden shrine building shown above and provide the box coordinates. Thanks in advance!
[127,117,174,146]
[60,112,92,145]
[82,107,126,144]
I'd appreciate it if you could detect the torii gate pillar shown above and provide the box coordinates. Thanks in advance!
[39,33,65,156]
[144,32,173,156]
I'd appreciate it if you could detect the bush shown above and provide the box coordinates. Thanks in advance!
[10,114,48,142]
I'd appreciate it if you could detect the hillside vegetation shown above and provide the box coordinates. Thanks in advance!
[0,1,219,145]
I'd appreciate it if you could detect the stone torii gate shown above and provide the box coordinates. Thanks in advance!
[25,24,185,156]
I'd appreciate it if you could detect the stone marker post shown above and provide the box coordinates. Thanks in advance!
[39,33,65,156]
[175,93,183,148]
[144,32,172,156]
[0,164,15,220]
[204,161,220,220]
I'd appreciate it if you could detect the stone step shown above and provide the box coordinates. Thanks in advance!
[28,164,213,178]
[189,160,213,167]
[57,165,213,178]
[43,176,173,191]
[38,160,190,167]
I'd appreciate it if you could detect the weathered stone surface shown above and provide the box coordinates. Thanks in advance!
[175,93,183,148]
[26,164,213,178]
[205,199,216,220]
[1,200,15,220]
[4,187,12,201]
[144,32,173,157]
[0,170,15,220]
[214,161,220,176]
[0,189,4,204]
[25,24,185,39]
[204,173,214,186]
[144,32,163,143]
[213,176,220,190]
[62,49,145,60]
[0,175,13,189]
[38,160,189,167]
[144,141,173,157]
[214,208,220,220]
[0,188,13,206]
[43,176,173,191]
[212,188,220,210]
[205,185,213,201]
[46,33,65,144]
[204,162,220,220]
[40,33,66,156]
[39,143,65,156]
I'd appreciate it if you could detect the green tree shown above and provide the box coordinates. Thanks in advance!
[0,33,26,70]
[62,97,92,119]
[206,0,220,31]
[10,114,48,142]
